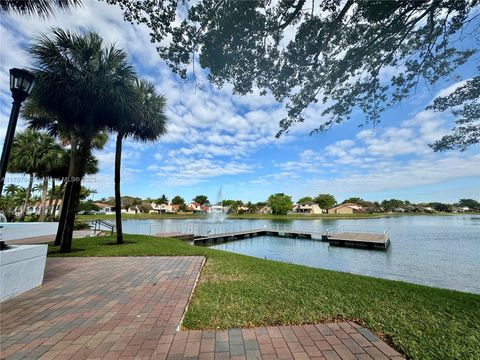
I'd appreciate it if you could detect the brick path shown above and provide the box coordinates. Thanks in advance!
[174,322,404,360]
[1,257,404,360]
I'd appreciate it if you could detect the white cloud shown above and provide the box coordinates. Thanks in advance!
[309,154,480,194]
[152,156,254,186]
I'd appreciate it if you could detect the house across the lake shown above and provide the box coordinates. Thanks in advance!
[15,199,64,218]
[257,206,272,214]
[149,202,177,214]
[236,205,251,213]
[292,203,323,214]
[188,202,211,214]
[327,203,364,214]
[94,203,115,214]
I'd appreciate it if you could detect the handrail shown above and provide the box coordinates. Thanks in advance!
[92,219,115,235]
[384,226,390,237]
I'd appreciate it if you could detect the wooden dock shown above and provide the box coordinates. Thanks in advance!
[322,232,390,250]
[155,232,195,241]
[194,229,313,245]
[194,228,390,250]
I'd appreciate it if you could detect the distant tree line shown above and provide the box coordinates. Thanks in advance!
[87,194,480,217]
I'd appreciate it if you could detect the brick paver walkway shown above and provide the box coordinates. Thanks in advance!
[1,257,204,359]
[1,257,404,360]
[173,322,404,360]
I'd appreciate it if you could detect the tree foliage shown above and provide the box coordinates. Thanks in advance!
[267,193,293,215]
[171,195,185,205]
[121,196,142,209]
[428,69,480,151]
[8,129,63,221]
[314,194,336,209]
[342,197,365,205]
[193,195,209,205]
[108,0,479,149]
[458,198,480,209]
[222,199,237,207]
[429,202,452,212]
[297,196,313,204]
[78,200,100,214]
[157,194,169,204]
[0,184,26,221]
[0,0,81,17]
[381,199,408,212]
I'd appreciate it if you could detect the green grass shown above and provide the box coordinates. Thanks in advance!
[48,234,480,360]
[229,213,391,220]
[77,212,478,222]
[77,213,207,221]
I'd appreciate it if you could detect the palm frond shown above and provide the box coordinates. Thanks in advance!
[27,27,137,135]
[0,0,82,17]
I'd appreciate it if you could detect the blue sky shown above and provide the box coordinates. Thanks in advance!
[1,1,479,204]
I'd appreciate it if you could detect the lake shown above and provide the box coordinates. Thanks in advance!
[121,215,480,294]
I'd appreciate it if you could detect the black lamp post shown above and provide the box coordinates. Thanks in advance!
[0,68,35,195]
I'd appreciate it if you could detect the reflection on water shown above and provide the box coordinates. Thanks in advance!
[122,215,480,294]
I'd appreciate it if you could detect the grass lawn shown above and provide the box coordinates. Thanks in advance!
[77,213,208,221]
[229,213,391,220]
[48,234,480,360]
[77,212,477,222]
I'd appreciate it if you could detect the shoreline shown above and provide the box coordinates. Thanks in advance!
[76,211,480,222]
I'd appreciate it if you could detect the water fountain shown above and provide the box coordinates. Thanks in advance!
[208,187,229,223]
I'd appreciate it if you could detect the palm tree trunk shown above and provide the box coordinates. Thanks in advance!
[54,180,71,246]
[60,134,91,253]
[55,132,78,247]
[39,177,49,222]
[60,179,80,253]
[115,133,124,244]
[47,178,55,219]
[20,174,34,221]
[52,180,64,220]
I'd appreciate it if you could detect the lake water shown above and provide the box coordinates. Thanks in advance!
[121,215,480,294]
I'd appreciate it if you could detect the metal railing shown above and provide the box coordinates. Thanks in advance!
[325,226,389,237]
[131,221,390,240]
[384,226,390,238]
[92,219,115,235]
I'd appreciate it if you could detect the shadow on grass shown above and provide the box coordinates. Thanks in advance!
[48,248,86,255]
[105,241,138,246]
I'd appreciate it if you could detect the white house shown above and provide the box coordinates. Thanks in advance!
[210,204,228,214]
[14,199,63,218]
[122,205,141,214]
[149,202,177,214]
[257,206,272,214]
[94,203,115,214]
[188,202,211,213]
[292,203,323,214]
[236,205,251,213]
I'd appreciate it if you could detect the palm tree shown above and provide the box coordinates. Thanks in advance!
[25,28,137,252]
[157,194,169,205]
[8,129,60,221]
[24,107,109,225]
[113,79,167,244]
[0,184,25,221]
[36,141,63,222]
[0,0,81,17]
